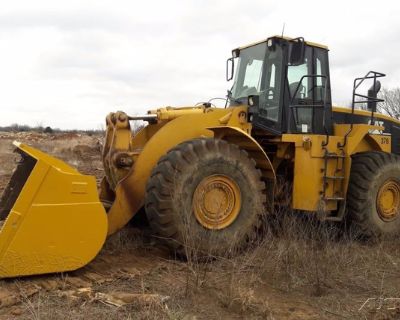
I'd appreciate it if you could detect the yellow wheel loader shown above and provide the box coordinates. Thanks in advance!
[1,35,400,278]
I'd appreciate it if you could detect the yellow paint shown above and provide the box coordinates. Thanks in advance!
[281,123,390,212]
[236,35,328,51]
[368,135,391,153]
[208,126,275,179]
[154,106,207,120]
[377,179,400,221]
[193,174,241,230]
[282,134,342,211]
[1,102,395,279]
[102,111,133,190]
[0,142,107,278]
[106,106,257,235]
[4,34,400,280]
[333,106,400,126]
[333,120,391,154]
[103,102,395,222]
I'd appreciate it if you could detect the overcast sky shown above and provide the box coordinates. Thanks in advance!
[1,0,400,129]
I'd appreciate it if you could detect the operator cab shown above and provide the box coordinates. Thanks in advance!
[227,36,332,135]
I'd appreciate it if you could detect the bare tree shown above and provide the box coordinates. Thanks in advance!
[378,87,400,119]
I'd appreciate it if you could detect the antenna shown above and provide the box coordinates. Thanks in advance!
[281,23,286,37]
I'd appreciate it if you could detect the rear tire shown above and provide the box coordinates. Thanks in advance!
[347,151,400,238]
[145,138,267,257]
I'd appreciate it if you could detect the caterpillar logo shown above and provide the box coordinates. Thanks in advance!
[368,119,384,134]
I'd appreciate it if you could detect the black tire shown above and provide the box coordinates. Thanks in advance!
[347,151,400,238]
[145,138,267,257]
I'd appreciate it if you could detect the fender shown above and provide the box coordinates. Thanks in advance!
[334,123,389,155]
[339,123,389,198]
[207,126,276,180]
[208,126,276,210]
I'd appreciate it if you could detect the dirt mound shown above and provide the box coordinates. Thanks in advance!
[51,132,81,140]
[0,227,181,320]
[0,242,161,310]
[0,131,52,143]
[57,144,102,159]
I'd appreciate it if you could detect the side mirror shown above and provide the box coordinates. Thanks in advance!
[226,57,234,81]
[289,37,305,66]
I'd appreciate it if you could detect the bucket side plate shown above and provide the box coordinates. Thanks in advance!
[0,142,108,278]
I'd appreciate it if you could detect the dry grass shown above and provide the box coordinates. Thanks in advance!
[2,209,400,319]
[1,133,400,319]
[164,208,400,319]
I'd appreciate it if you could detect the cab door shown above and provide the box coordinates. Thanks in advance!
[286,46,332,134]
[251,44,284,134]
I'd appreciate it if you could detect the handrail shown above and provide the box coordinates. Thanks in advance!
[338,71,386,148]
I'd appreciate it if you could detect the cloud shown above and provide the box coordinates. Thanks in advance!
[0,0,400,128]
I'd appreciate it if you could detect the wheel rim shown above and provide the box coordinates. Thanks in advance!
[193,174,241,230]
[377,179,400,221]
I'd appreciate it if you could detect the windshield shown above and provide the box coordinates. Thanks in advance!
[230,42,283,103]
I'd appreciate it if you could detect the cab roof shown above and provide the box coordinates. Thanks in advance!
[234,35,328,52]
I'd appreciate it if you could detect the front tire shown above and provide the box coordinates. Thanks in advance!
[347,151,400,238]
[145,138,267,257]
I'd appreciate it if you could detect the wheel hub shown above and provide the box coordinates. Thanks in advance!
[193,174,241,230]
[377,179,400,221]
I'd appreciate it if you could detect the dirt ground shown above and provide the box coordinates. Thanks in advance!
[0,132,400,319]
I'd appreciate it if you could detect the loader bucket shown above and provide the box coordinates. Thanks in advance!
[0,142,108,278]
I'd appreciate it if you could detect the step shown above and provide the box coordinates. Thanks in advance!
[323,175,345,180]
[323,196,345,201]
[325,153,346,159]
